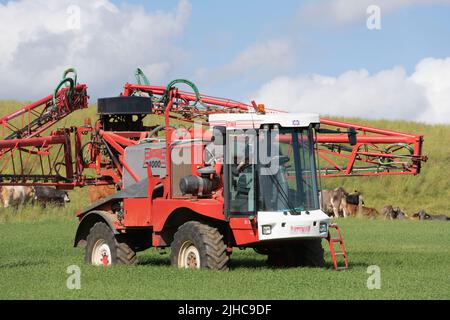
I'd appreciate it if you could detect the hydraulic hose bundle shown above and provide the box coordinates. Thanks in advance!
[52,68,77,108]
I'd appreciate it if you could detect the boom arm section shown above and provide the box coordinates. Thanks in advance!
[125,82,427,178]
[316,118,426,177]
[0,76,88,186]
[0,84,88,141]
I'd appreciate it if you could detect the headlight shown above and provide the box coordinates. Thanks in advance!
[319,222,328,234]
[262,225,272,235]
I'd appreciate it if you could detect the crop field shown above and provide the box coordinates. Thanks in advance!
[0,100,449,300]
[0,213,449,300]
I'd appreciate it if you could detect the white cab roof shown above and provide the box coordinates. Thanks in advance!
[209,113,320,130]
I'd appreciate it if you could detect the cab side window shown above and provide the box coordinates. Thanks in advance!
[227,131,256,215]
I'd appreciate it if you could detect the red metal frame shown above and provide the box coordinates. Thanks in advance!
[0,80,426,186]
[317,118,426,177]
[0,85,88,187]
[124,83,427,179]
[0,84,87,140]
[0,77,428,249]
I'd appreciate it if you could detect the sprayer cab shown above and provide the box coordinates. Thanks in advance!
[209,113,330,241]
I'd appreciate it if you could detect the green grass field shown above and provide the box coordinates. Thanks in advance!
[0,100,449,300]
[0,215,449,300]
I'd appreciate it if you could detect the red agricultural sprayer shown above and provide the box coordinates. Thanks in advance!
[0,69,427,270]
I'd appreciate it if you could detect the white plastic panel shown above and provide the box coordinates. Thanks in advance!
[257,210,331,241]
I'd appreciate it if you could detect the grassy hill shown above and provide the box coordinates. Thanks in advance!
[0,100,449,219]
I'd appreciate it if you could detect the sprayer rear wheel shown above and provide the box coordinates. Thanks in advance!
[85,222,137,266]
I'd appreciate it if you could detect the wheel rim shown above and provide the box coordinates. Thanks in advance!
[92,239,112,266]
[178,241,200,269]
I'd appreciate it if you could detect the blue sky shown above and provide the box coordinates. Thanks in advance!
[111,1,450,74]
[0,0,449,122]
[111,0,450,104]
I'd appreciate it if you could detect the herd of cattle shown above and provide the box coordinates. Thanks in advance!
[0,186,70,208]
[0,185,117,209]
[321,187,449,221]
[0,185,447,222]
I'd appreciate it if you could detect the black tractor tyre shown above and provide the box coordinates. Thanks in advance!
[267,239,325,268]
[295,239,325,268]
[267,247,299,268]
[85,222,137,266]
[253,246,270,255]
[267,250,289,267]
[170,221,229,270]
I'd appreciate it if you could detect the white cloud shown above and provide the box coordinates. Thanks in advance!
[0,0,191,99]
[251,57,450,124]
[411,58,450,123]
[298,0,450,26]
[195,39,296,86]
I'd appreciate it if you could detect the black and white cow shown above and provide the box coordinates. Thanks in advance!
[412,210,449,221]
[382,205,408,220]
[33,186,70,207]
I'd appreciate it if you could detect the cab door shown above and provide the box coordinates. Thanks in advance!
[224,130,257,220]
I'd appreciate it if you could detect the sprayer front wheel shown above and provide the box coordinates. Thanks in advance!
[267,239,325,268]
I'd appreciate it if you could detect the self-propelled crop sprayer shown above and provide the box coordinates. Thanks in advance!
[0,69,427,270]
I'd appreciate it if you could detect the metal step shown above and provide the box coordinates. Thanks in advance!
[327,224,349,271]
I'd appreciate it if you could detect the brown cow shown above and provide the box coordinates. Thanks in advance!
[344,203,379,219]
[320,187,349,218]
[382,205,408,220]
[320,189,335,216]
[0,186,35,208]
[88,185,116,203]
[358,206,380,219]
[344,203,359,217]
[382,205,395,220]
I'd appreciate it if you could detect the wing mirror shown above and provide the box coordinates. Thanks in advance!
[348,127,357,146]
